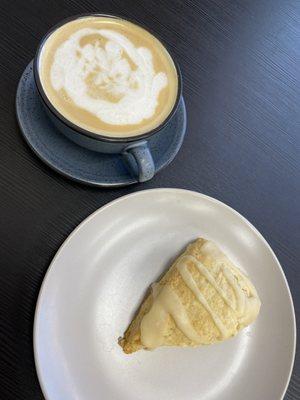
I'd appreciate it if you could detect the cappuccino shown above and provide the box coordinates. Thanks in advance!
[38,16,178,137]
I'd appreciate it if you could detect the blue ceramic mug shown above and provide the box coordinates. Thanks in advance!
[33,14,182,182]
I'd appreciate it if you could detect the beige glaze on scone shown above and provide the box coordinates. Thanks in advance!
[119,238,261,353]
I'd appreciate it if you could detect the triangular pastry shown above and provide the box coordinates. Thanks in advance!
[119,238,261,353]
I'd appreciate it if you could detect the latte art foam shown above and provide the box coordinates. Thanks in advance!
[51,28,168,125]
[39,17,178,137]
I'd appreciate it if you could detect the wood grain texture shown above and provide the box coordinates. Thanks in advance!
[0,0,299,399]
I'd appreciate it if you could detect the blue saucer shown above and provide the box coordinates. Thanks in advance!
[16,61,187,187]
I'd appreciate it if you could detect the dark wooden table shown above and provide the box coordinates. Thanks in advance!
[0,0,299,399]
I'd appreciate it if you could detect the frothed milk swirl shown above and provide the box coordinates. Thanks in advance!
[51,28,168,125]
[39,16,178,137]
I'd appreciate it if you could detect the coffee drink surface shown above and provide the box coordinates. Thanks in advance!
[39,16,178,137]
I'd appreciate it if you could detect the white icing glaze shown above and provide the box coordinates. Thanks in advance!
[180,255,235,309]
[49,28,168,125]
[176,257,230,339]
[199,241,261,327]
[222,265,246,316]
[140,284,201,349]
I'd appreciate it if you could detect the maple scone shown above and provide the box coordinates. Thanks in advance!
[119,238,261,353]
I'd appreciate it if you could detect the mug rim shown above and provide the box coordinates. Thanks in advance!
[33,13,183,143]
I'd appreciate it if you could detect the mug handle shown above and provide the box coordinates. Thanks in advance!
[123,141,155,182]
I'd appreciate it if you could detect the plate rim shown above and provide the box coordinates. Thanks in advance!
[33,188,297,400]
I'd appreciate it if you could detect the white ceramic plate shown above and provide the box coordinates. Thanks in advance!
[34,189,296,400]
